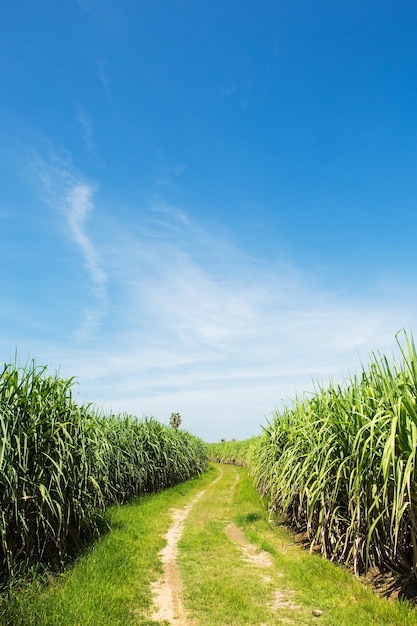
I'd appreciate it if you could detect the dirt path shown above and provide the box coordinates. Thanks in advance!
[149,465,303,625]
[150,470,223,624]
[145,462,417,626]
[150,493,202,624]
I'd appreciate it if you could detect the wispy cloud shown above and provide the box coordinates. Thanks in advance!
[75,106,102,164]
[150,202,192,230]
[96,54,110,90]
[155,163,186,188]
[17,175,416,440]
[36,152,107,340]
[48,203,415,440]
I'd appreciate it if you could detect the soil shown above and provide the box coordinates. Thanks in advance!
[149,470,417,625]
[225,522,273,568]
[224,522,300,612]
[150,490,205,625]
[150,471,223,624]
[293,530,417,603]
[360,566,417,604]
[150,470,301,624]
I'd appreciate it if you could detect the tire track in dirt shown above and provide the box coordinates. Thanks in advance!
[224,522,301,616]
[151,465,301,624]
[225,523,273,568]
[150,469,223,625]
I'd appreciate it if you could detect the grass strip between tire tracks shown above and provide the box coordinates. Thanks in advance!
[2,463,417,625]
[179,464,417,625]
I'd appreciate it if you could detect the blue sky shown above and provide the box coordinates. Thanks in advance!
[1,0,417,441]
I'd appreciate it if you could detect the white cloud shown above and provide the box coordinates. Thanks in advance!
[31,203,414,441]
[66,183,106,290]
[75,106,102,164]
[151,202,192,228]
[97,55,110,90]
[12,167,417,441]
[36,153,107,340]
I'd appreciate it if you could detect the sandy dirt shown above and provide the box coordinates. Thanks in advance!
[150,468,300,624]
[150,471,223,625]
[225,522,300,612]
[225,522,273,568]
[150,492,204,625]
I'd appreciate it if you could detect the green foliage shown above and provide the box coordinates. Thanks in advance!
[181,464,417,626]
[3,464,417,625]
[169,411,182,429]
[0,361,208,587]
[250,331,417,579]
[0,470,217,626]
[207,437,258,466]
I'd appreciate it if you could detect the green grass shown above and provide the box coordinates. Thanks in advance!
[179,464,417,625]
[3,464,417,625]
[0,360,208,587]
[207,437,257,466]
[179,464,283,624]
[0,466,218,625]
[210,331,417,582]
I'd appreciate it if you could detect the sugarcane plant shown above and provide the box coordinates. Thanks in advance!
[0,362,208,587]
[250,330,417,582]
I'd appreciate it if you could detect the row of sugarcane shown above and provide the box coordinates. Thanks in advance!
[210,331,417,582]
[0,361,208,586]
[207,437,257,466]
